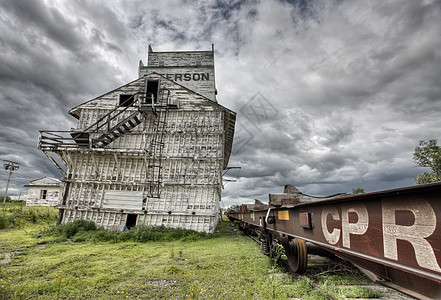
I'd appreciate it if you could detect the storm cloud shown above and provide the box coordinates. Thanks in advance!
[0,0,440,207]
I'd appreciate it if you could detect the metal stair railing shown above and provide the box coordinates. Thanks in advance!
[39,93,144,150]
[73,93,144,148]
[93,111,143,148]
[83,93,141,133]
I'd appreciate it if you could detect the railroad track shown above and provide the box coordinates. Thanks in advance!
[231,223,414,299]
[245,231,338,299]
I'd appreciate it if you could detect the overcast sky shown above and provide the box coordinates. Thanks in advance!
[1,0,440,206]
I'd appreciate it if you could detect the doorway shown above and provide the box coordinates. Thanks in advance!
[125,214,137,230]
[145,80,159,104]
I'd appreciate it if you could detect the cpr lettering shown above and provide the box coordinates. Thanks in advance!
[321,203,368,248]
[321,205,340,244]
[322,200,441,272]
[382,199,441,272]
[342,203,368,248]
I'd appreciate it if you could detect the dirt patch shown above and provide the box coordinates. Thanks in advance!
[36,243,46,249]
[0,252,13,264]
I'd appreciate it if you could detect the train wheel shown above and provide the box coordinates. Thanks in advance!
[286,238,307,273]
[261,238,270,255]
[239,221,244,231]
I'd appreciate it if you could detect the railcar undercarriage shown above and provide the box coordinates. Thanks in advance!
[227,182,441,300]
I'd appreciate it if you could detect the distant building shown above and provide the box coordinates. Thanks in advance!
[38,45,236,233]
[25,177,63,206]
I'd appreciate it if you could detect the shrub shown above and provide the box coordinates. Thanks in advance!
[127,225,210,242]
[0,205,57,229]
[0,215,9,229]
[40,221,212,243]
[0,196,12,203]
[42,220,97,239]
[63,220,96,238]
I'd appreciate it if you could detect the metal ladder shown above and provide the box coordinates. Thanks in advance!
[144,88,170,198]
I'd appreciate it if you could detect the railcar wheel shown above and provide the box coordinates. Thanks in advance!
[261,238,270,255]
[286,238,307,274]
[261,233,272,256]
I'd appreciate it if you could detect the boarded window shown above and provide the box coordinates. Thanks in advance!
[102,190,143,210]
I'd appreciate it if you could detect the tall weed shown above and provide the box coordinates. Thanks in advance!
[0,205,57,229]
[40,220,212,243]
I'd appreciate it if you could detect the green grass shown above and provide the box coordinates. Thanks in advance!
[1,204,383,299]
[0,204,58,229]
[329,286,383,299]
[38,220,211,244]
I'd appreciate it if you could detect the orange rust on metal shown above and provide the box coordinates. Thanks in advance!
[299,212,312,229]
[227,182,441,299]
[281,198,300,207]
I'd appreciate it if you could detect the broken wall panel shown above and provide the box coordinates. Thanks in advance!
[102,190,143,210]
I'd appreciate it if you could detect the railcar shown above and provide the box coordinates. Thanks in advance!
[226,183,441,300]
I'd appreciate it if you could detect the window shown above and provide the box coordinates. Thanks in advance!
[40,190,47,199]
[119,94,135,107]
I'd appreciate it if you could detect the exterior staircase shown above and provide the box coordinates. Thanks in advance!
[92,112,142,148]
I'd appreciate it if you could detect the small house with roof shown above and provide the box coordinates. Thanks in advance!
[25,177,63,206]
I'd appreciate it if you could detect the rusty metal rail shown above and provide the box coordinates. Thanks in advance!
[227,182,441,299]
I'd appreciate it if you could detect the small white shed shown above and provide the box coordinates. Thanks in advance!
[25,177,63,207]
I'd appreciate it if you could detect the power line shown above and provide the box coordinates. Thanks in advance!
[2,160,20,204]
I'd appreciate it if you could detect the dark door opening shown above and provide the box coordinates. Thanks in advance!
[145,80,159,104]
[125,214,137,230]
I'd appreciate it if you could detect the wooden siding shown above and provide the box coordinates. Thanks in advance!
[147,51,214,67]
[102,190,143,210]
[26,186,62,207]
[53,49,234,233]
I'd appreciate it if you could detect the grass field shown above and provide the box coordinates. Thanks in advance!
[0,204,384,299]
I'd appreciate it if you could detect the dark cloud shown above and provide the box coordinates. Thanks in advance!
[2,0,85,52]
[0,0,139,197]
[0,0,440,206]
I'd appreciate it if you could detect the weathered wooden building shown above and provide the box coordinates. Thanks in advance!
[25,177,63,207]
[39,46,236,233]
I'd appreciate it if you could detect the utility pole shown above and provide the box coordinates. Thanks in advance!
[3,160,20,205]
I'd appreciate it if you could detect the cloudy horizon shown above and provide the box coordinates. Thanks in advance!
[1,0,440,207]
